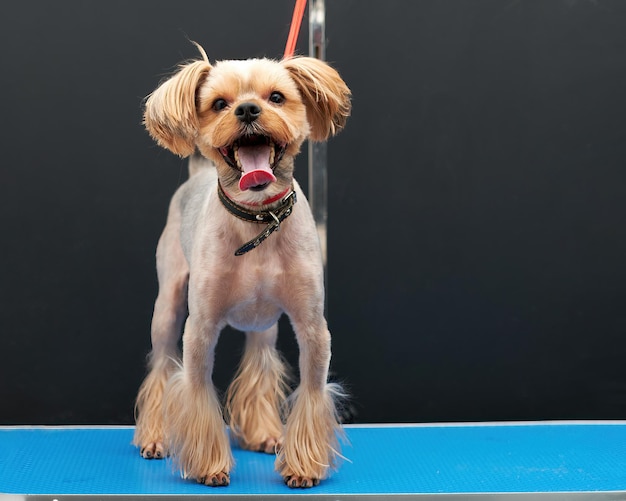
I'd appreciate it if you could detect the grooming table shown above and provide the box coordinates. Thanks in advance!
[1,423,626,500]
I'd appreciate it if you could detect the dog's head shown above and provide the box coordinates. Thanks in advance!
[144,44,351,203]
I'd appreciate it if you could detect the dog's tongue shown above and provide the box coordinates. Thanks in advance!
[238,145,276,191]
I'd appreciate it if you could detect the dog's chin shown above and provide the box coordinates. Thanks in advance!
[248,183,270,192]
[217,133,287,192]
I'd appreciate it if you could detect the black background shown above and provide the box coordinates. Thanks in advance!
[1,0,625,425]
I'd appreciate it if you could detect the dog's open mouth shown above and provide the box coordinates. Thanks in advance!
[219,135,286,191]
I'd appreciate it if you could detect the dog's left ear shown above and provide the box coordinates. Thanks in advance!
[282,57,351,141]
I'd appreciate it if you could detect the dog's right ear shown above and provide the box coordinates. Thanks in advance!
[143,58,212,157]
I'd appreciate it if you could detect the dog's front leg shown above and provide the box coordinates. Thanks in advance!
[134,218,188,460]
[163,317,233,486]
[276,315,343,488]
[133,354,179,459]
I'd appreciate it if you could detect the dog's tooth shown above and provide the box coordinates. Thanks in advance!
[269,141,275,165]
[234,146,241,168]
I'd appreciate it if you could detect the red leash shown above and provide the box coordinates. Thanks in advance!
[283,0,308,59]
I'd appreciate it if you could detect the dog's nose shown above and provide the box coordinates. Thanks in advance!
[235,102,262,123]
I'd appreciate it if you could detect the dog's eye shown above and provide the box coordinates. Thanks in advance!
[269,92,285,104]
[212,98,228,112]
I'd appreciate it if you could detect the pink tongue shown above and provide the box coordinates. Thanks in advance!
[238,145,276,191]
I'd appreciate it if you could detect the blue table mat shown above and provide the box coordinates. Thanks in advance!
[1,423,626,496]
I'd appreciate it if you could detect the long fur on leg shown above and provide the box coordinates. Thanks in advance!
[276,383,345,483]
[133,354,179,458]
[225,333,290,453]
[163,367,233,485]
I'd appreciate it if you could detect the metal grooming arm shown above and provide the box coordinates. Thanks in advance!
[308,0,328,270]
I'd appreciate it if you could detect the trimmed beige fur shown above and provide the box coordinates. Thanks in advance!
[133,44,351,488]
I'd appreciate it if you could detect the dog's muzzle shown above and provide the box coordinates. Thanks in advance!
[218,134,287,192]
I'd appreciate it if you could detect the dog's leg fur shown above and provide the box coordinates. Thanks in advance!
[134,196,188,459]
[225,325,290,454]
[134,355,178,459]
[276,310,343,487]
[163,317,233,486]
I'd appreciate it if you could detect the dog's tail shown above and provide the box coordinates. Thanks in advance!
[188,151,216,177]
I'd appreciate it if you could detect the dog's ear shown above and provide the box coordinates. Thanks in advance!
[282,57,351,141]
[143,59,212,157]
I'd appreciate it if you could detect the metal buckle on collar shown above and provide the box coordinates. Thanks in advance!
[217,185,297,256]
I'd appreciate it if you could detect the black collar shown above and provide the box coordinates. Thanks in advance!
[217,183,297,256]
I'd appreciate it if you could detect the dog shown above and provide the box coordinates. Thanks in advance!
[132,43,351,489]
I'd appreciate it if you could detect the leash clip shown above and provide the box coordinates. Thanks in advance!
[268,211,280,230]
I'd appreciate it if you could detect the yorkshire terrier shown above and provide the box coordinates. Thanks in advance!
[133,43,351,488]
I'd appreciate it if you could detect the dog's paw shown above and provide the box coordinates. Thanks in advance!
[259,436,282,454]
[197,471,230,487]
[140,441,166,459]
[284,475,320,488]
